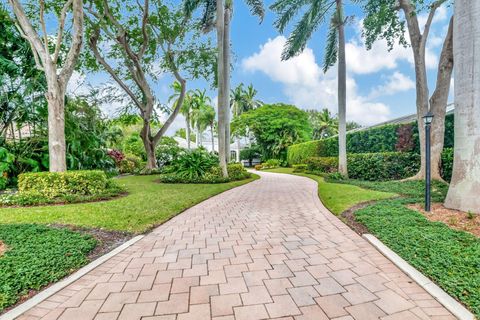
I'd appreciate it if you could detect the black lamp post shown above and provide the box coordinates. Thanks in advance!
[423,111,434,212]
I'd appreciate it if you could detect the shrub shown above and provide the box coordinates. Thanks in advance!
[262,159,281,169]
[160,163,251,184]
[287,141,322,165]
[286,113,456,165]
[292,164,307,173]
[255,164,263,171]
[18,170,111,198]
[165,149,218,180]
[306,152,420,181]
[107,149,125,163]
[0,147,15,190]
[240,145,261,167]
[347,152,420,181]
[305,157,338,173]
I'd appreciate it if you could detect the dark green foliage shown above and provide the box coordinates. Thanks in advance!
[240,145,262,166]
[0,224,96,311]
[160,163,251,184]
[163,148,218,180]
[305,157,338,173]
[306,152,420,181]
[347,152,420,181]
[287,114,455,165]
[234,104,312,161]
[441,148,453,182]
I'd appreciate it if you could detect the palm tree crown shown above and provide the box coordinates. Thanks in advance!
[270,0,343,71]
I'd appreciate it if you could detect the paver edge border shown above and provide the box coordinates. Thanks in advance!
[363,233,475,320]
[0,235,145,320]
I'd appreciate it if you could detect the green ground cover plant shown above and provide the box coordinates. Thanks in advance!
[0,224,97,312]
[0,174,257,233]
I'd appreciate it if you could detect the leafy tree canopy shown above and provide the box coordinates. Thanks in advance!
[234,103,312,160]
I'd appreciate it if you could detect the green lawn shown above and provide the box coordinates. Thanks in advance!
[264,168,395,214]
[0,174,258,233]
[0,224,96,312]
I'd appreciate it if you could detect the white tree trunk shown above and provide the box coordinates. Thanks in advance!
[223,7,232,163]
[337,1,347,176]
[186,114,191,149]
[46,80,67,172]
[216,0,228,177]
[236,137,241,163]
[445,1,480,213]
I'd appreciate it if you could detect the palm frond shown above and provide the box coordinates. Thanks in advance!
[271,0,309,33]
[323,15,338,72]
[244,0,265,22]
[281,0,335,60]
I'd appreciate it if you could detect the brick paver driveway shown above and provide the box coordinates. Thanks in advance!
[18,171,455,320]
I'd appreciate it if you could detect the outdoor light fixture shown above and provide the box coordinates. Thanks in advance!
[423,111,434,212]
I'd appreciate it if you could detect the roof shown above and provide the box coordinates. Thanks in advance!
[349,103,455,133]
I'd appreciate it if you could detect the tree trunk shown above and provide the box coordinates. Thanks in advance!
[46,78,67,172]
[445,1,480,213]
[336,1,347,176]
[211,125,215,152]
[186,113,191,149]
[429,17,454,181]
[140,120,157,171]
[195,125,199,147]
[236,137,241,163]
[216,0,228,177]
[223,6,232,164]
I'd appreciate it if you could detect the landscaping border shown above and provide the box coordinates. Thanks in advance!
[363,233,475,320]
[0,235,144,320]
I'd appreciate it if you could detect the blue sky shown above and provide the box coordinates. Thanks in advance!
[68,1,454,132]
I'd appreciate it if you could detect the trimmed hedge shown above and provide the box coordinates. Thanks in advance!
[18,170,111,198]
[287,114,455,165]
[306,152,421,181]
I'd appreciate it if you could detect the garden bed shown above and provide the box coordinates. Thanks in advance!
[408,203,480,237]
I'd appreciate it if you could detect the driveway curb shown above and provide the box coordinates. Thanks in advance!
[363,233,474,320]
[0,235,144,320]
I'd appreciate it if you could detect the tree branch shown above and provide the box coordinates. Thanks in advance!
[88,28,144,111]
[138,0,150,59]
[420,0,445,54]
[59,0,84,86]
[8,0,49,68]
[14,21,44,71]
[53,0,74,64]
[39,0,49,55]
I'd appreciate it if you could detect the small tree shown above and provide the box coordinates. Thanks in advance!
[6,0,84,172]
[85,0,215,171]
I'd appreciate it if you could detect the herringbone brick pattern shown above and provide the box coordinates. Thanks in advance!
[16,172,455,320]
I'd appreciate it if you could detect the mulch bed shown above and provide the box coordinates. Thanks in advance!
[408,203,480,238]
[340,201,375,235]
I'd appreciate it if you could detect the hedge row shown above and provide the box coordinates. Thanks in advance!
[287,114,454,165]
[305,150,453,181]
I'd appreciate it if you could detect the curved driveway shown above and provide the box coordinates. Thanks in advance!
[18,171,454,320]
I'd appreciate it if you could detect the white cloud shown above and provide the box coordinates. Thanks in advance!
[368,72,415,98]
[242,36,391,126]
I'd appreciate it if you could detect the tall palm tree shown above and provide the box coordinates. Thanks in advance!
[169,82,192,149]
[444,0,480,213]
[190,89,212,147]
[271,0,348,176]
[230,83,262,162]
[184,0,264,176]
[308,108,338,140]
